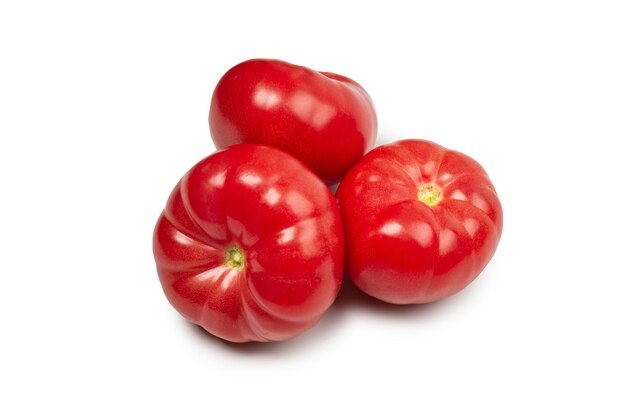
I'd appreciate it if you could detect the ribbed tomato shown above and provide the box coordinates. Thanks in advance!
[336,139,503,304]
[153,144,344,342]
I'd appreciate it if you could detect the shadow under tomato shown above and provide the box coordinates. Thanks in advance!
[184,322,295,355]
[183,273,486,354]
[329,278,463,320]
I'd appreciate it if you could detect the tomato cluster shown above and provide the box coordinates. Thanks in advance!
[153,59,503,343]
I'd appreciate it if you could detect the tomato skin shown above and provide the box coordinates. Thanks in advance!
[209,59,377,184]
[336,140,503,304]
[153,144,344,342]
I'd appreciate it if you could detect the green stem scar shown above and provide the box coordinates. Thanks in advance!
[417,183,443,207]
[224,246,245,270]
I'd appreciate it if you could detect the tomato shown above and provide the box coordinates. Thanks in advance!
[336,139,503,304]
[209,58,377,184]
[153,144,344,342]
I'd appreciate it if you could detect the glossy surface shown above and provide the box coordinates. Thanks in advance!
[336,140,503,304]
[209,59,377,184]
[153,144,344,342]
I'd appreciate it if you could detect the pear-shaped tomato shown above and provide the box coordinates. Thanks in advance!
[209,59,377,184]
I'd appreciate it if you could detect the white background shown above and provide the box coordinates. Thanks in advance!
[1,1,625,416]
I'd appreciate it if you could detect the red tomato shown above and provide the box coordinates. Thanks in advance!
[209,59,377,184]
[153,144,344,342]
[336,140,503,304]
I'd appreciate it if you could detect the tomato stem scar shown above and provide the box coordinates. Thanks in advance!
[224,245,245,270]
[417,183,443,207]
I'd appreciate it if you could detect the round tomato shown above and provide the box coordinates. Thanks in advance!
[336,139,503,304]
[153,144,344,342]
[209,58,377,184]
